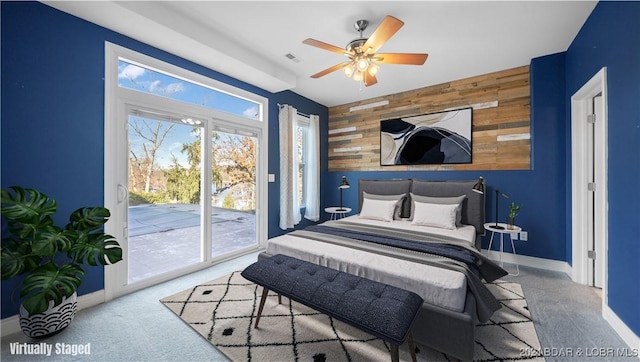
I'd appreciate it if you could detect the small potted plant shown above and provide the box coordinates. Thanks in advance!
[1,186,123,337]
[507,202,521,230]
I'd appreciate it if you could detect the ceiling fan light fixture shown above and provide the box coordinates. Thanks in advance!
[356,57,369,72]
[368,62,380,76]
[343,63,355,77]
[352,70,364,82]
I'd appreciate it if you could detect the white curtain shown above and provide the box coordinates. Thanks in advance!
[279,105,301,229]
[303,114,320,221]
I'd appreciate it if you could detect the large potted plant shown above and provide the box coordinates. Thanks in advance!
[1,186,122,337]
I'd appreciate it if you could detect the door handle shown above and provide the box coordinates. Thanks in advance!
[117,184,128,204]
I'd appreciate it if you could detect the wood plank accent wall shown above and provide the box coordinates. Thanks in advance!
[328,65,531,172]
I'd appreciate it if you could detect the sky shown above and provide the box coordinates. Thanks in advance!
[118,60,259,119]
[118,61,259,169]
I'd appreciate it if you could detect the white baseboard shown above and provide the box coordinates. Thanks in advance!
[603,304,640,355]
[482,248,571,273]
[0,289,105,337]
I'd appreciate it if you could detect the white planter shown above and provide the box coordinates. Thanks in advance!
[19,292,78,338]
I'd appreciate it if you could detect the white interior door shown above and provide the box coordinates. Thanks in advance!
[593,95,605,289]
[571,67,608,295]
[586,94,606,289]
[587,98,596,286]
[570,68,609,322]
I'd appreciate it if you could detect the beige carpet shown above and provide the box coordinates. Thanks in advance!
[161,271,544,361]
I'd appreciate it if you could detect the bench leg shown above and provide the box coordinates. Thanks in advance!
[390,344,399,362]
[407,332,417,362]
[390,333,416,362]
[254,287,269,328]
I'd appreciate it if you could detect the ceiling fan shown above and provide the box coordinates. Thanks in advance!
[303,15,428,87]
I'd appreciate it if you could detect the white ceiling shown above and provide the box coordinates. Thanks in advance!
[44,1,597,107]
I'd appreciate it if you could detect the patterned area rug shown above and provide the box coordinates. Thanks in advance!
[160,271,544,361]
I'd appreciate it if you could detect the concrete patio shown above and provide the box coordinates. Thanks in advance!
[127,204,256,283]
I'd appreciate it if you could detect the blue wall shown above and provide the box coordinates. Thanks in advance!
[325,52,568,263]
[565,1,640,335]
[0,2,326,318]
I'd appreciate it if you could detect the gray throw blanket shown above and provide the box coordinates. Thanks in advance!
[291,219,507,323]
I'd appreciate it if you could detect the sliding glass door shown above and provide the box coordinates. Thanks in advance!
[122,109,261,288]
[127,112,204,284]
[105,44,268,299]
[210,128,257,258]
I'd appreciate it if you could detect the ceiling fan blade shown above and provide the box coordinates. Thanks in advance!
[361,15,404,54]
[310,62,351,78]
[364,72,378,87]
[375,53,428,65]
[303,38,348,55]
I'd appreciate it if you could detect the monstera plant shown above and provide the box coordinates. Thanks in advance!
[1,186,122,320]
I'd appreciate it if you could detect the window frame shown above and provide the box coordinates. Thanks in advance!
[104,42,269,300]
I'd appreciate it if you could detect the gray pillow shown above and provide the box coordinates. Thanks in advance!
[409,193,466,225]
[363,191,406,220]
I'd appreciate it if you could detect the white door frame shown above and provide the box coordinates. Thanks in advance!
[103,42,268,301]
[570,67,608,301]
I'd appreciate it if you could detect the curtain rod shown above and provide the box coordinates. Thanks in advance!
[277,103,310,118]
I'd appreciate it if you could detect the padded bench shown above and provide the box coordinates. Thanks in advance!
[241,254,424,362]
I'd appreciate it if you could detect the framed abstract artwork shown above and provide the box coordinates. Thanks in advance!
[380,107,472,166]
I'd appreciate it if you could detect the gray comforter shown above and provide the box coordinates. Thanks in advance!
[291,219,507,323]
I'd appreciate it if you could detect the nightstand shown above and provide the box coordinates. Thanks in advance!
[484,222,522,276]
[324,207,352,220]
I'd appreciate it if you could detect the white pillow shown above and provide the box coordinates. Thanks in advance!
[411,202,458,229]
[409,193,465,224]
[359,198,398,222]
[362,191,405,220]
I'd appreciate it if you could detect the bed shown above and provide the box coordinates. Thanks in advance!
[260,179,507,360]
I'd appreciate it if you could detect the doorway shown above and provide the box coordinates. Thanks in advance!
[571,68,608,296]
[125,113,259,284]
[114,105,261,294]
[104,43,268,300]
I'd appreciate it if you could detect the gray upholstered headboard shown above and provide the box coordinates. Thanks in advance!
[357,179,485,236]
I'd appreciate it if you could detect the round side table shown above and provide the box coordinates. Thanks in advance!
[325,207,352,220]
[484,222,522,276]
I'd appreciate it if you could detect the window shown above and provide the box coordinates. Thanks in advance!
[297,115,310,207]
[118,60,261,121]
[105,43,269,298]
[278,106,319,227]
